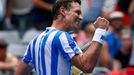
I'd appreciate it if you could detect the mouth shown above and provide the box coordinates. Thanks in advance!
[75,20,81,25]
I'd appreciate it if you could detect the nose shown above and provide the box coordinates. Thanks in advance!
[79,14,83,20]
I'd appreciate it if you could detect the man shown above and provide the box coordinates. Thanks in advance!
[0,38,18,75]
[0,0,13,30]
[15,0,109,75]
[113,29,132,70]
[32,0,56,30]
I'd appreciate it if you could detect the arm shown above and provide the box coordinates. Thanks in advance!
[113,60,122,70]
[0,55,18,70]
[128,0,134,15]
[99,42,111,67]
[15,61,32,75]
[4,0,13,29]
[32,0,53,11]
[6,0,12,19]
[71,41,102,73]
[71,17,109,73]
[15,42,33,75]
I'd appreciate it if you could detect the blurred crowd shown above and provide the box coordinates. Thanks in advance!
[0,0,134,75]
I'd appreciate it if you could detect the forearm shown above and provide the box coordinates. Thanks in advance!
[99,43,111,67]
[33,0,52,11]
[81,41,102,72]
[6,0,12,18]
[80,28,106,71]
[113,60,121,70]
[71,42,102,73]
[0,63,16,70]
[0,57,18,70]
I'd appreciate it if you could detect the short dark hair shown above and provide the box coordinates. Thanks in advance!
[0,39,8,50]
[52,0,81,20]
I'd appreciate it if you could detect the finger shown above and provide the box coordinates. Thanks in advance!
[102,18,109,25]
[94,17,101,25]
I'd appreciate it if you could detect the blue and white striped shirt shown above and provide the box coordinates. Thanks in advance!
[23,27,82,75]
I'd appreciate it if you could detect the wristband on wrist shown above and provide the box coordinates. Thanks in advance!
[92,28,106,44]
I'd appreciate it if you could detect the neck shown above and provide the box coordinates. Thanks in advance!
[51,19,68,32]
[113,30,121,36]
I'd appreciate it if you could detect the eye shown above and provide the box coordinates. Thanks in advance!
[75,10,81,15]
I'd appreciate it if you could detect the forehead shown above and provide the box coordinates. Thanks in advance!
[70,2,81,10]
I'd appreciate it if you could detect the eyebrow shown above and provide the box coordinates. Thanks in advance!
[75,10,81,14]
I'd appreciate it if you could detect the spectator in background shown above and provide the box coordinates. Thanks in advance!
[115,0,132,27]
[128,0,134,32]
[0,0,13,30]
[113,29,132,70]
[80,0,116,30]
[0,38,18,75]
[102,0,117,19]
[81,0,103,30]
[6,0,34,37]
[31,0,56,30]
[103,11,124,66]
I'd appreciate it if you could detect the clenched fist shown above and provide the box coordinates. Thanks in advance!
[94,17,109,30]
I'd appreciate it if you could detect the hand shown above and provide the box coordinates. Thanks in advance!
[94,17,109,30]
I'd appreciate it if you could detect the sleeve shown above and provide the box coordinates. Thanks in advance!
[22,41,32,64]
[57,32,82,62]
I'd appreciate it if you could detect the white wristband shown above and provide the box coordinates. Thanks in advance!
[92,28,106,44]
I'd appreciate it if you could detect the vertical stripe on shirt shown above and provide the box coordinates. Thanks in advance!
[43,30,58,75]
[31,36,38,71]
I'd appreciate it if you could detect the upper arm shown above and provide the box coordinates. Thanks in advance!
[15,61,32,75]
[57,32,82,62]
[23,39,34,65]
[57,32,91,72]
[99,42,111,67]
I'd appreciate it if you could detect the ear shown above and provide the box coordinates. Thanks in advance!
[59,7,67,17]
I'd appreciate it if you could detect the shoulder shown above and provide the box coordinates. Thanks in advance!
[54,30,71,38]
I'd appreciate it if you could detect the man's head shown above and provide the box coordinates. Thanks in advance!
[121,29,132,52]
[52,0,83,31]
[0,39,8,61]
[109,11,124,32]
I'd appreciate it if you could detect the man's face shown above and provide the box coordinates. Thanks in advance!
[110,18,123,31]
[121,36,132,51]
[64,2,83,32]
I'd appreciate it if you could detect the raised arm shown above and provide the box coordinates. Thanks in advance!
[32,0,53,11]
[71,17,109,73]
